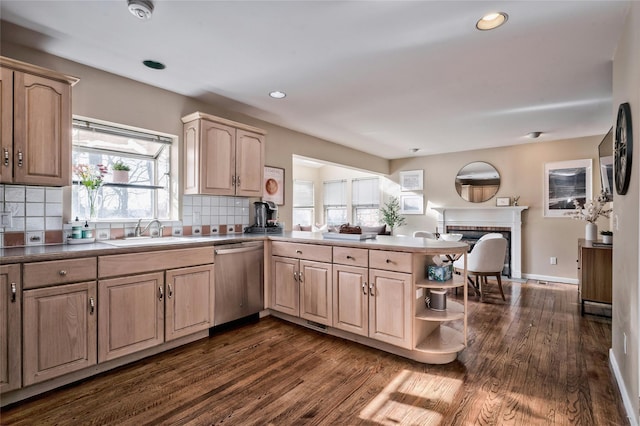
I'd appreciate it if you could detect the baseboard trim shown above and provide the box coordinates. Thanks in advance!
[609,348,637,426]
[521,273,578,285]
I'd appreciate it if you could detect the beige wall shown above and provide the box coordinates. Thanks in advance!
[612,2,640,423]
[391,136,608,282]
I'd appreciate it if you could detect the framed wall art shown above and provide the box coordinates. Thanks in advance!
[400,194,424,215]
[399,170,424,191]
[496,197,511,207]
[544,159,592,217]
[263,166,284,205]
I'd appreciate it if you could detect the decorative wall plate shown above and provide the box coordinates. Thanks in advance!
[615,102,633,195]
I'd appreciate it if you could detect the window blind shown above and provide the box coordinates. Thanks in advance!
[323,180,347,207]
[352,177,380,207]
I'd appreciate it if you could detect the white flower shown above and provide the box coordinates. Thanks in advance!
[565,190,612,223]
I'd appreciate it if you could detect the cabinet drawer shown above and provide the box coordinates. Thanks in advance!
[271,241,332,262]
[333,247,368,267]
[369,250,412,273]
[23,258,97,289]
[99,247,214,278]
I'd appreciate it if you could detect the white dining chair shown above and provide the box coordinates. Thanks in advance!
[453,237,508,301]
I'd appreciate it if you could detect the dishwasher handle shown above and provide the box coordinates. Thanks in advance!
[215,244,263,255]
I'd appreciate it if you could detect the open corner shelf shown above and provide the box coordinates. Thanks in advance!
[415,274,465,289]
[414,325,465,354]
[415,300,464,322]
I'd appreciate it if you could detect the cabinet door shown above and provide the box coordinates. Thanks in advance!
[580,246,612,304]
[23,281,97,386]
[299,260,332,326]
[0,68,12,184]
[235,129,264,197]
[368,269,412,349]
[98,272,164,362]
[333,264,368,337]
[13,71,71,186]
[165,265,214,341]
[271,256,299,317]
[200,120,236,195]
[0,265,21,393]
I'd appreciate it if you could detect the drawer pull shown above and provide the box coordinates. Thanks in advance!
[362,282,367,295]
[158,286,164,301]
[385,259,392,264]
[58,270,68,276]
[168,283,173,299]
[369,282,375,296]
[346,255,354,260]
[10,283,16,302]
[296,250,302,254]
[89,297,95,315]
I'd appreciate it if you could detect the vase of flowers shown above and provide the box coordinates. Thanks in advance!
[565,190,612,241]
[112,160,130,184]
[380,196,406,235]
[73,164,108,220]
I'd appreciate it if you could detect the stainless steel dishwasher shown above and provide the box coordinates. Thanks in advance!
[214,241,264,326]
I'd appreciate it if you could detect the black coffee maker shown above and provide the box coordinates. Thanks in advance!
[244,201,283,234]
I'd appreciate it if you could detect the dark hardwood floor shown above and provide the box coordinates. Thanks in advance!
[1,280,627,425]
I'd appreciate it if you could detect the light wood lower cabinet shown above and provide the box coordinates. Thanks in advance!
[271,255,333,326]
[98,272,164,363]
[23,281,97,386]
[165,265,215,341]
[0,264,21,393]
[368,269,412,349]
[333,264,368,337]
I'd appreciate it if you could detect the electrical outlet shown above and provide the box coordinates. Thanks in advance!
[550,256,557,265]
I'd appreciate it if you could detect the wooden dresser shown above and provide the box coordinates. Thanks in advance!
[577,239,612,315]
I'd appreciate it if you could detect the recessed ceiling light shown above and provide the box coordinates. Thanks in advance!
[476,12,508,31]
[269,91,286,99]
[143,60,165,70]
[128,0,154,20]
[527,131,542,139]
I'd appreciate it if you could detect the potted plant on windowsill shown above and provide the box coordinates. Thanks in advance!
[600,230,613,244]
[112,161,130,184]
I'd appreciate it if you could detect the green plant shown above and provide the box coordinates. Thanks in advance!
[600,230,613,236]
[113,161,131,171]
[379,196,406,231]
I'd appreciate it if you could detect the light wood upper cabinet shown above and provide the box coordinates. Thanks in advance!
[0,264,21,393]
[0,56,78,186]
[165,265,215,341]
[23,281,97,386]
[98,272,165,363]
[182,112,265,196]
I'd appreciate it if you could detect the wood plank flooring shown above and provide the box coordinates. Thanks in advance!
[0,280,628,425]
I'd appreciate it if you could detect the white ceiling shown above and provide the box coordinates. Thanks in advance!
[0,1,630,159]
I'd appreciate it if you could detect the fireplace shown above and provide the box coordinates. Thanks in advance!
[445,226,511,277]
[433,206,528,279]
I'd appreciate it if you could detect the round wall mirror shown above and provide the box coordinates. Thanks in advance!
[455,161,500,203]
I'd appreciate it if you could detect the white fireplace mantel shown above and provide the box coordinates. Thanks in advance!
[433,206,528,279]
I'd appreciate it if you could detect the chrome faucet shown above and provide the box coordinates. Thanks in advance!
[135,219,163,237]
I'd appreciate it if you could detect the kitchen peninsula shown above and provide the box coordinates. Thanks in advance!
[1,232,467,406]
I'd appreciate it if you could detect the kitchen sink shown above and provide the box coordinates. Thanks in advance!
[101,236,195,247]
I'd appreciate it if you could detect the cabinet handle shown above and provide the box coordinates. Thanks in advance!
[158,286,164,301]
[346,255,354,260]
[369,282,375,296]
[3,148,8,167]
[236,176,241,186]
[293,271,298,282]
[299,272,304,283]
[231,175,236,186]
[89,297,95,315]
[296,250,302,254]
[59,270,68,276]
[17,151,23,167]
[362,282,367,295]
[168,283,173,299]
[10,283,16,303]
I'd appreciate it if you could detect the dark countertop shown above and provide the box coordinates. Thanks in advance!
[0,231,468,264]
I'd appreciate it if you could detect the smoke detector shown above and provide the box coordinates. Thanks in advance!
[128,0,154,20]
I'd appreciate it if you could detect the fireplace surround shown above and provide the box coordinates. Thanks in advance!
[433,206,528,279]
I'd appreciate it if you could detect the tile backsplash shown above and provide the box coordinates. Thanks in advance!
[0,185,251,248]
